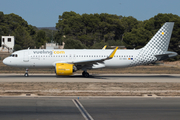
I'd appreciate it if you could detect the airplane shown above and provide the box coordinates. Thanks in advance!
[3,22,178,77]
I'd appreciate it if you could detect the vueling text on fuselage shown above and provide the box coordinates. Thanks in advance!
[33,50,65,55]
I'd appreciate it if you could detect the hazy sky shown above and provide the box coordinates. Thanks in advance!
[0,0,180,27]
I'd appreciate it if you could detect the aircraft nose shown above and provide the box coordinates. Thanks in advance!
[3,58,8,65]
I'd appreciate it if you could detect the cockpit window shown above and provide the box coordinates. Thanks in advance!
[10,54,18,57]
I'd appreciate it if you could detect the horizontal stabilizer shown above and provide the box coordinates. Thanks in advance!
[155,51,178,60]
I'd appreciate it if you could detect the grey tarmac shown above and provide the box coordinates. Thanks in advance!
[0,97,180,120]
[0,74,180,82]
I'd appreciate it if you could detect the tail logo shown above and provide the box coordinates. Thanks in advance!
[162,32,164,35]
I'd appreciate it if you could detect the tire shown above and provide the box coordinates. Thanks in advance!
[24,73,29,77]
[84,72,89,78]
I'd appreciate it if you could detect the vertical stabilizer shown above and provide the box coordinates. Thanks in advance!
[143,22,174,54]
[130,22,175,66]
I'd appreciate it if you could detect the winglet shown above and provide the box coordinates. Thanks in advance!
[102,45,107,50]
[108,47,118,58]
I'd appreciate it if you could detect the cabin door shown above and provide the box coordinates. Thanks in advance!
[23,51,29,62]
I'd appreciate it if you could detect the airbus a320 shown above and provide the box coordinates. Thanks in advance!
[3,22,177,77]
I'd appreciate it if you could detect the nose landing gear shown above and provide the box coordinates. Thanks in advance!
[24,68,29,77]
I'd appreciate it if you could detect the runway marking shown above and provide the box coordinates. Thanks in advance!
[72,99,94,120]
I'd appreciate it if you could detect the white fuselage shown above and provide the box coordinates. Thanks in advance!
[3,49,143,69]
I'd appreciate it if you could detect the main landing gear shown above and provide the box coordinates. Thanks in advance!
[24,68,29,77]
[82,71,89,78]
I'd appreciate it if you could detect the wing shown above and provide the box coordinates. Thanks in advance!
[69,47,118,69]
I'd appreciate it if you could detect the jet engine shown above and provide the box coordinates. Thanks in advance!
[55,63,76,76]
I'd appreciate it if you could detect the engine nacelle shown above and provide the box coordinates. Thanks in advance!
[55,63,76,76]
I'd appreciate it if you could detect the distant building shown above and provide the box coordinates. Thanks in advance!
[0,36,15,53]
[44,42,65,49]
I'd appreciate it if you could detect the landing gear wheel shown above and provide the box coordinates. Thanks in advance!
[84,72,89,78]
[24,68,29,77]
[82,71,89,78]
[24,73,29,77]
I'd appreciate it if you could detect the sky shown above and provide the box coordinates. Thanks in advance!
[0,0,180,27]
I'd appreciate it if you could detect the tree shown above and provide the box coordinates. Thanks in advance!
[0,12,36,49]
[56,11,125,48]
[35,30,46,48]
[64,39,86,49]
[13,26,35,49]
[123,27,153,49]
[0,12,4,23]
[14,44,22,51]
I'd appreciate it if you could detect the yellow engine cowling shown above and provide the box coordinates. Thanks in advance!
[55,63,74,76]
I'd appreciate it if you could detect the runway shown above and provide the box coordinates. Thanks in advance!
[0,74,180,119]
[0,74,180,82]
[0,97,180,120]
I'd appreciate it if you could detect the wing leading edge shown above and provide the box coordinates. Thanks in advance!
[71,47,118,65]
